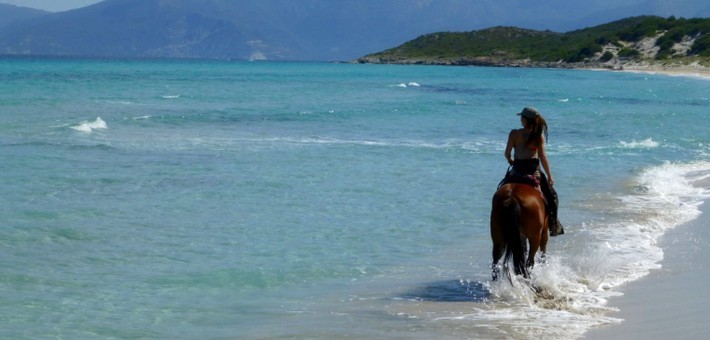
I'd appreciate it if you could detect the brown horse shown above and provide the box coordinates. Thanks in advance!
[490,183,548,281]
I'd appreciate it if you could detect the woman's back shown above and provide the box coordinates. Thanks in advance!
[511,129,538,160]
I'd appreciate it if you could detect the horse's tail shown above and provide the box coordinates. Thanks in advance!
[502,196,528,280]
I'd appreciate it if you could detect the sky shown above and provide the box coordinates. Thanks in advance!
[3,0,707,21]
[3,0,101,12]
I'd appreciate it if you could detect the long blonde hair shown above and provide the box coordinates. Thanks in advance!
[524,113,548,149]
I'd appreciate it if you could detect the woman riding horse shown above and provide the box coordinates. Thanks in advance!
[504,107,563,236]
[490,107,563,280]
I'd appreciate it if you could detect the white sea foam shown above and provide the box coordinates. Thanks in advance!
[71,117,107,133]
[618,137,659,149]
[162,95,180,99]
[619,137,659,149]
[576,160,710,295]
[105,100,134,105]
[555,138,660,156]
[238,136,500,153]
[391,82,421,88]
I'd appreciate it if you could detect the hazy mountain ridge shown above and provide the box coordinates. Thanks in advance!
[0,3,48,29]
[0,0,708,61]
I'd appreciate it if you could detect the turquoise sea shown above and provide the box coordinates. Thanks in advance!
[1,57,709,339]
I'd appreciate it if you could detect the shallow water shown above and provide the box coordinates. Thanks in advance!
[1,57,709,338]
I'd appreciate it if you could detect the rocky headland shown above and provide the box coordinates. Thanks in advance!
[355,16,710,77]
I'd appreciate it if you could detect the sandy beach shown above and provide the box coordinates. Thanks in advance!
[584,64,709,339]
[584,199,710,339]
[614,63,710,79]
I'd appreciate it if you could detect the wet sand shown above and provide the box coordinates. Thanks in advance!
[584,202,710,339]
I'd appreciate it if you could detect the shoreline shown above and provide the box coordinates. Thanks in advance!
[354,57,710,80]
[584,200,710,339]
[604,63,710,80]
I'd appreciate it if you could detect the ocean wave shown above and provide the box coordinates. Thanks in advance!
[105,100,134,105]
[240,136,500,153]
[392,82,421,88]
[589,160,710,288]
[552,139,660,156]
[129,135,502,154]
[70,117,107,133]
[619,137,659,149]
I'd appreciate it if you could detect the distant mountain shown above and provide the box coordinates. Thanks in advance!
[0,4,48,30]
[0,0,708,61]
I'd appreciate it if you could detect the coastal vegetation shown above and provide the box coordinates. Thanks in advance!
[356,16,710,69]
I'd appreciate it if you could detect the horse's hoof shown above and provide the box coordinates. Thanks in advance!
[549,219,565,236]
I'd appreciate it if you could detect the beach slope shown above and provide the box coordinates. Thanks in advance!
[585,202,710,339]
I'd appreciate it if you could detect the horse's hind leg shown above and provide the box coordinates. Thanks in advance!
[526,240,540,273]
[491,242,505,281]
[491,206,507,281]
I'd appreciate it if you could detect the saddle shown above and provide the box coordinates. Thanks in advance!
[497,159,564,236]
[498,172,540,189]
[497,159,547,205]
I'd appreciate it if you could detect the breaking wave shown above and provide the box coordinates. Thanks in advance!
[71,117,107,133]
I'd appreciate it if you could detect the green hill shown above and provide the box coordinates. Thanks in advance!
[356,16,710,69]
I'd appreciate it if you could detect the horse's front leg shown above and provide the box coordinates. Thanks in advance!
[539,226,549,264]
